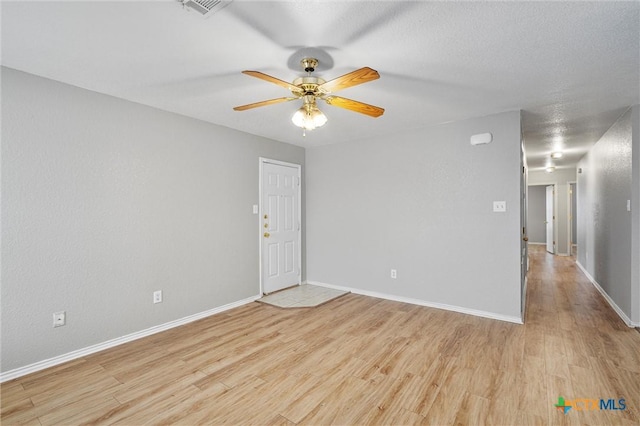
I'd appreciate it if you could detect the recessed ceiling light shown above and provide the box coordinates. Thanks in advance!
[551,152,563,159]
[546,166,556,173]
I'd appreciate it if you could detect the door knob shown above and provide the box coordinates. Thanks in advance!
[523,236,529,241]
[264,232,270,238]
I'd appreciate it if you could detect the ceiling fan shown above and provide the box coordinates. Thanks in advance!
[233,58,384,133]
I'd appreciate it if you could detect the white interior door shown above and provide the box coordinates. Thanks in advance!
[546,185,555,254]
[261,160,301,294]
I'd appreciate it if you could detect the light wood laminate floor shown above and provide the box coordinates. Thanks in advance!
[2,246,640,425]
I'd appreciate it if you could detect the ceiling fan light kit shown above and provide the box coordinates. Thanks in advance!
[233,57,384,135]
[291,97,328,132]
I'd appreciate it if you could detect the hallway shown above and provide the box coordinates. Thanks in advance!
[525,244,640,424]
[1,246,639,425]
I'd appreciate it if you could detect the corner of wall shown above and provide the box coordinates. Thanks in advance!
[631,105,640,324]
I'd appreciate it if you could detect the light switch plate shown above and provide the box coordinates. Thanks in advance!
[627,200,631,212]
[253,204,259,214]
[493,201,507,212]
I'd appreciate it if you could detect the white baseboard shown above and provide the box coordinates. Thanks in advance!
[528,242,546,245]
[0,295,261,383]
[307,281,523,325]
[575,262,639,328]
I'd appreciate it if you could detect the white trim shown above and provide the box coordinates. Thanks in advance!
[551,183,558,254]
[0,295,260,383]
[258,158,302,296]
[527,242,546,245]
[307,281,523,325]
[567,181,577,257]
[521,276,528,322]
[576,261,640,327]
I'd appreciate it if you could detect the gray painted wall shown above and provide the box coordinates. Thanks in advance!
[577,107,636,323]
[306,111,523,320]
[528,169,577,255]
[527,185,547,244]
[1,68,305,372]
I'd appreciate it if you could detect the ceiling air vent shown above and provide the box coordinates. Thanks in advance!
[181,0,232,18]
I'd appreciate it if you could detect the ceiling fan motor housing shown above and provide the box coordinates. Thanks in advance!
[292,76,326,96]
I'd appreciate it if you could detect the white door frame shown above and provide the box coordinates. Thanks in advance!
[520,142,528,322]
[545,184,556,254]
[568,181,577,256]
[528,182,557,253]
[258,157,302,295]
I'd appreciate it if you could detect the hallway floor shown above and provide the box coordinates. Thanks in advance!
[524,244,640,424]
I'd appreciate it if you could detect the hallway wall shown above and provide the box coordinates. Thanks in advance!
[632,105,640,325]
[577,106,639,326]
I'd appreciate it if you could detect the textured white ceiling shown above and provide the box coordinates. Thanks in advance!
[2,1,638,171]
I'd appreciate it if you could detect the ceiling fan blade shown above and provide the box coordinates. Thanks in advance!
[318,67,380,93]
[324,96,384,117]
[242,71,303,94]
[233,97,298,111]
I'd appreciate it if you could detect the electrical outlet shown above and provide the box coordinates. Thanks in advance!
[493,201,507,212]
[390,269,397,279]
[53,311,66,327]
[153,290,163,304]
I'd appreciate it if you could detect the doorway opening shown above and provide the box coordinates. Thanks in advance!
[527,183,556,254]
